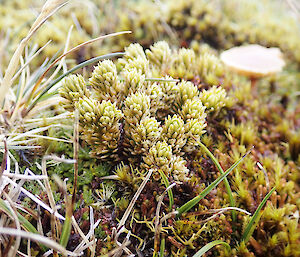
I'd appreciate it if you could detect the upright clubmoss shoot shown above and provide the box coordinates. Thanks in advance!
[59,74,90,111]
[199,86,229,113]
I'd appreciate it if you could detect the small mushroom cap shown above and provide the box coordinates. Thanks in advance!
[220,44,286,78]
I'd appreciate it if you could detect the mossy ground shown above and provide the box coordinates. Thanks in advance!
[0,0,299,256]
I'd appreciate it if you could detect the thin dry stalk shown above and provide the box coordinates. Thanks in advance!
[27,240,31,257]
[0,228,68,256]
[16,251,30,257]
[41,155,75,223]
[104,241,130,257]
[0,139,8,179]
[37,205,44,236]
[3,192,21,257]
[88,207,96,257]
[2,124,69,150]
[154,183,176,253]
[71,216,92,251]
[24,112,72,127]
[29,1,68,35]
[159,211,178,224]
[117,169,153,231]
[72,110,79,208]
[2,176,64,220]
[73,207,101,254]
[11,41,52,84]
[3,172,47,181]
[52,175,72,247]
[114,230,132,257]
[24,96,65,119]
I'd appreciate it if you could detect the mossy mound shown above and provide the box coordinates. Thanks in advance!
[0,1,299,256]
[56,41,300,256]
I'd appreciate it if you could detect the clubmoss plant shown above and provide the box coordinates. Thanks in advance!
[75,97,123,160]
[59,41,216,183]
[199,85,229,113]
[59,74,90,111]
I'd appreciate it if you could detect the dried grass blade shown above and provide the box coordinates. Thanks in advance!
[0,199,47,252]
[3,176,65,220]
[0,1,67,105]
[0,139,8,179]
[3,173,47,180]
[7,125,59,142]
[3,192,21,257]
[11,40,52,85]
[0,228,67,256]
[117,169,153,230]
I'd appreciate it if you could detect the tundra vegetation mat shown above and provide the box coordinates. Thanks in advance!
[0,0,299,256]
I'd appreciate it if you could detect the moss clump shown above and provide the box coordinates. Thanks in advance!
[113,0,300,65]
[58,40,300,256]
[59,42,230,184]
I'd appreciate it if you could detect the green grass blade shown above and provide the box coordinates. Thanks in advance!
[241,187,276,243]
[26,52,125,114]
[159,170,174,211]
[23,59,49,95]
[23,48,62,96]
[192,240,231,257]
[198,142,236,221]
[159,236,166,257]
[176,149,251,217]
[0,199,47,252]
[60,193,73,247]
[60,214,72,248]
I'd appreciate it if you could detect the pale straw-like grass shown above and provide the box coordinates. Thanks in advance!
[153,182,176,254]
[0,137,104,256]
[0,0,68,104]
[0,228,69,256]
[0,0,133,255]
[117,169,153,231]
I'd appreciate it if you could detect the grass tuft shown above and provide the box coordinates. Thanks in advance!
[241,187,276,243]
[198,141,238,221]
[176,148,252,217]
